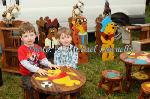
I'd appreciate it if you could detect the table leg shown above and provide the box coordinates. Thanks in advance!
[60,94,71,99]
[125,63,132,92]
[71,93,78,99]
[33,90,40,99]
[65,94,70,99]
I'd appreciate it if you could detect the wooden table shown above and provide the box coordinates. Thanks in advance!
[31,67,86,99]
[120,51,150,92]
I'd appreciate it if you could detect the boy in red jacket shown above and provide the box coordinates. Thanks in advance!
[18,22,58,99]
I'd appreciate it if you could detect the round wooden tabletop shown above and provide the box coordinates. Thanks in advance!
[120,51,150,66]
[31,67,86,95]
[102,70,122,80]
[141,82,150,93]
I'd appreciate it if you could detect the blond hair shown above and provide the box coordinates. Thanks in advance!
[56,27,71,39]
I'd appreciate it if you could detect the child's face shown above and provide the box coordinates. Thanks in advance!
[59,33,72,47]
[21,31,36,46]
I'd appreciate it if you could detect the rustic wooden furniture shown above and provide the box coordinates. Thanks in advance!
[0,20,23,73]
[31,67,86,99]
[98,70,123,94]
[20,82,40,99]
[132,39,150,51]
[138,82,150,99]
[125,24,150,51]
[120,51,150,92]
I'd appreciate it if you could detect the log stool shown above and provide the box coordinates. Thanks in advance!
[20,81,40,99]
[138,82,150,99]
[98,70,123,94]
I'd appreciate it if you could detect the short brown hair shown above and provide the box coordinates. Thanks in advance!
[19,22,35,35]
[56,27,71,39]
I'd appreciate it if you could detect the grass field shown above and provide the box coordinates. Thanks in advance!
[0,5,150,99]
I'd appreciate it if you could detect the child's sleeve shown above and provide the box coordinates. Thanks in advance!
[54,50,61,66]
[20,60,39,72]
[40,58,51,67]
[18,47,39,72]
[72,47,78,68]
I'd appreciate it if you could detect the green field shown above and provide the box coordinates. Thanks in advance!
[0,5,150,99]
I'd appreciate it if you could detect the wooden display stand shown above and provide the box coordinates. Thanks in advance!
[0,20,23,73]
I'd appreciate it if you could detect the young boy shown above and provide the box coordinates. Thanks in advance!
[18,22,58,99]
[54,27,78,69]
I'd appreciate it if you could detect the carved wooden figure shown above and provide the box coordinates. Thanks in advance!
[45,18,59,60]
[36,17,46,47]
[100,16,117,61]
[69,16,88,64]
[95,15,103,53]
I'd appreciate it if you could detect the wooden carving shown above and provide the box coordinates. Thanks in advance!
[69,16,88,64]
[44,18,60,60]
[95,15,103,53]
[100,16,117,61]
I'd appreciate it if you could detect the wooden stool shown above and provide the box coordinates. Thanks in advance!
[138,82,150,99]
[20,83,31,99]
[20,81,40,99]
[98,70,123,94]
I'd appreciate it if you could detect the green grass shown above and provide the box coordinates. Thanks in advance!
[0,5,150,99]
[146,5,150,23]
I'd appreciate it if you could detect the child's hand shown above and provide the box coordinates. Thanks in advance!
[66,66,71,69]
[48,64,60,69]
[37,68,48,76]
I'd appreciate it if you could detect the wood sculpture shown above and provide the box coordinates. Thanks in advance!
[95,14,103,53]
[100,16,117,61]
[36,17,46,47]
[95,0,116,61]
[44,18,60,60]
[69,0,88,64]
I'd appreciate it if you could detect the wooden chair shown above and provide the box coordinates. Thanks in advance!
[98,70,123,94]
[138,82,150,99]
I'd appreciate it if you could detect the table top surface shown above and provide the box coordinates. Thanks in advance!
[102,70,122,80]
[142,82,150,92]
[120,51,150,66]
[31,67,86,94]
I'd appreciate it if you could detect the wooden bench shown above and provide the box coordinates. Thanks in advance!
[132,39,150,51]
